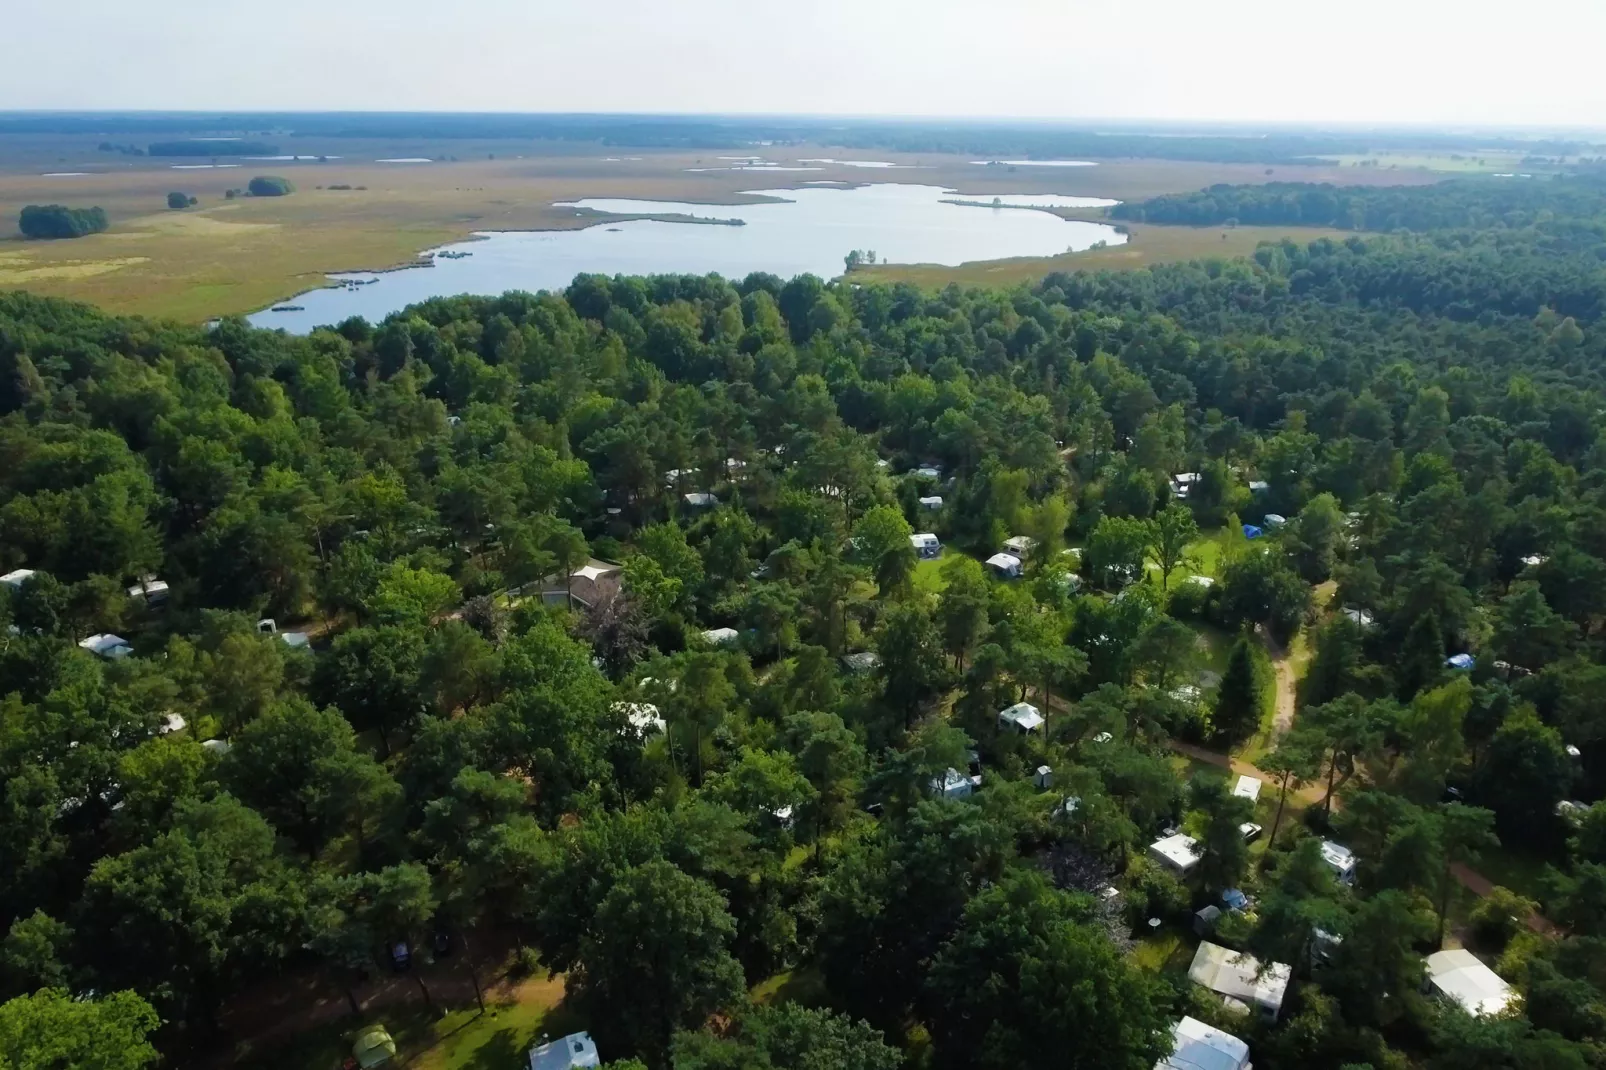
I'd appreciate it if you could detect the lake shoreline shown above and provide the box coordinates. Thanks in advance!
[249,182,1128,332]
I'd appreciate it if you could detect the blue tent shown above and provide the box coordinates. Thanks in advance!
[1446,653,1475,670]
[1242,524,1263,539]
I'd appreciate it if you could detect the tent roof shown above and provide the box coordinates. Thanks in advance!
[1426,949,1513,1017]
[1157,1016,1251,1070]
[985,552,1022,570]
[353,1026,397,1069]
[1189,941,1291,1013]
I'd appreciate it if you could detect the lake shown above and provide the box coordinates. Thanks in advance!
[248,182,1126,333]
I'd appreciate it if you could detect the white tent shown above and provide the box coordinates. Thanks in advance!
[986,552,1023,578]
[0,568,37,589]
[78,633,133,659]
[1189,941,1292,1021]
[997,701,1045,734]
[1232,775,1262,802]
[1156,1016,1251,1070]
[918,495,943,510]
[701,627,739,647]
[1425,949,1513,1017]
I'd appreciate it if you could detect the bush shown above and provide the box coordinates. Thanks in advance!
[1123,857,1190,926]
[1470,885,1538,951]
[248,176,295,197]
[18,204,109,239]
[509,945,543,979]
[167,192,192,210]
[1166,578,1216,621]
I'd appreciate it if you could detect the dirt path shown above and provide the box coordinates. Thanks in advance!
[1258,630,1298,736]
[1450,863,1557,935]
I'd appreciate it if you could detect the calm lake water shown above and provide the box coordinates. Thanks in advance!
[249,183,1126,333]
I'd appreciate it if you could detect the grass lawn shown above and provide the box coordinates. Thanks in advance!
[913,555,950,596]
[234,976,574,1070]
[751,965,828,1008]
[1130,925,1199,973]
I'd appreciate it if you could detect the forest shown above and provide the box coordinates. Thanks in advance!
[4,172,1606,1070]
[1111,173,1606,230]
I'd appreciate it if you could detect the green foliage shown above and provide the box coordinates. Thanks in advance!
[672,1003,901,1070]
[0,988,159,1070]
[17,204,108,239]
[574,860,745,1063]
[925,871,1170,1070]
[247,175,295,197]
[166,191,193,210]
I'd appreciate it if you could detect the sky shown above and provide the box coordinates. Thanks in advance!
[6,0,1606,129]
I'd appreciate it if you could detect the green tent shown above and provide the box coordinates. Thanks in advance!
[353,1025,397,1069]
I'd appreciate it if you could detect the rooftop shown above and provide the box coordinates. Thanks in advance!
[1149,833,1202,871]
[1157,1017,1251,1070]
[1189,940,1291,1015]
[528,1031,601,1070]
[998,701,1045,732]
[1425,949,1513,1017]
[78,633,133,659]
[0,568,37,588]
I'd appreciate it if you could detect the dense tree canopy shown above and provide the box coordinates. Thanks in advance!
[3,168,1606,1069]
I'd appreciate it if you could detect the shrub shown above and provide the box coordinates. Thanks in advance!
[1470,885,1538,951]
[18,204,108,239]
[248,176,295,197]
[167,192,192,210]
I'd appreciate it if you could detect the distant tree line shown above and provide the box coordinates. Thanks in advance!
[1111,175,1606,230]
[0,112,1594,166]
[17,205,108,240]
[147,140,279,157]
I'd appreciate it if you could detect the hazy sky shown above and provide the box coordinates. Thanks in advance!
[6,0,1605,128]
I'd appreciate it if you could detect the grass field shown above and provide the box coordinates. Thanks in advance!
[235,975,575,1070]
[0,145,1442,322]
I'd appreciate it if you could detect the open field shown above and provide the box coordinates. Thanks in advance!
[0,142,1444,322]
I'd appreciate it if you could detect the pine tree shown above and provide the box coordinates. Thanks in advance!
[1397,611,1445,701]
[1213,633,1262,745]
